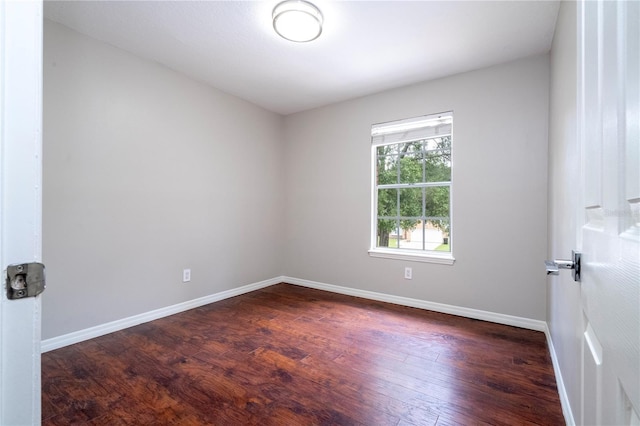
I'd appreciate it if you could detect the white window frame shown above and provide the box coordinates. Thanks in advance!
[368,112,455,265]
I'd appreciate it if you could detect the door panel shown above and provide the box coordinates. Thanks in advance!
[582,0,602,216]
[583,321,603,425]
[578,0,640,424]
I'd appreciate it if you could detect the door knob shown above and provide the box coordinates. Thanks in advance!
[545,251,581,281]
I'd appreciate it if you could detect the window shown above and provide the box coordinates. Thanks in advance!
[369,112,454,264]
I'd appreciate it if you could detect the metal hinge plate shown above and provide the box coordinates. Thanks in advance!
[5,262,46,300]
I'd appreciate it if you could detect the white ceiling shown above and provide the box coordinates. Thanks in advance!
[44,1,560,116]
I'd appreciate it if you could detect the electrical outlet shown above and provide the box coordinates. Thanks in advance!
[183,269,191,283]
[404,267,412,280]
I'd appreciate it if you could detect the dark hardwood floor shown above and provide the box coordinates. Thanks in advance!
[42,283,564,425]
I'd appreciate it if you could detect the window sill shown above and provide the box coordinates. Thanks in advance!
[368,248,455,265]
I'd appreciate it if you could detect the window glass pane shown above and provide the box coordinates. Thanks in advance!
[377,144,398,156]
[376,218,398,248]
[426,219,450,252]
[399,144,423,184]
[424,136,451,152]
[378,163,397,185]
[424,186,450,218]
[376,148,398,185]
[399,187,422,218]
[424,150,451,182]
[377,188,398,219]
[398,220,423,250]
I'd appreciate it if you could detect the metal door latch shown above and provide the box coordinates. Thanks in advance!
[545,251,581,282]
[5,262,46,299]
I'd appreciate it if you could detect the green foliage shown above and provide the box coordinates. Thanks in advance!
[376,137,451,248]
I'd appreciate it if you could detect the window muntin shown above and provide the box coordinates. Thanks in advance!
[371,112,453,257]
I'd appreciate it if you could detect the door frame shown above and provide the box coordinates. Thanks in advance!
[0,0,44,424]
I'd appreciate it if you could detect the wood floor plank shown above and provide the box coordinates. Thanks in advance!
[42,283,564,425]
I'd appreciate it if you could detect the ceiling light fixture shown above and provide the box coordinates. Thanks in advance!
[272,0,323,43]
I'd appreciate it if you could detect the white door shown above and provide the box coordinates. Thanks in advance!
[0,0,44,425]
[577,0,639,424]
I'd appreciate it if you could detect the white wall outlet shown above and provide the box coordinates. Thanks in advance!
[182,268,191,283]
[404,267,412,280]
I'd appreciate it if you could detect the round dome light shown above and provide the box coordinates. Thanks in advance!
[273,0,323,43]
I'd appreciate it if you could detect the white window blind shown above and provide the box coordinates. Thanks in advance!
[371,112,453,146]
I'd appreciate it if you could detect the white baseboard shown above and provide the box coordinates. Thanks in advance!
[40,277,281,353]
[282,276,546,332]
[544,323,575,426]
[42,275,545,352]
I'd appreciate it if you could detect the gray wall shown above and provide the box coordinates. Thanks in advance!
[43,20,285,339]
[283,54,550,320]
[43,19,551,340]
